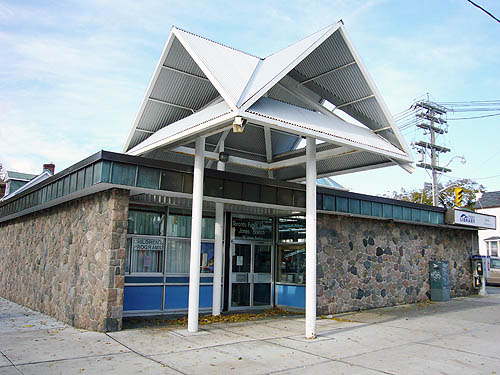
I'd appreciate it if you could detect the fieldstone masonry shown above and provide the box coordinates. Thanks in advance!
[0,188,129,332]
[316,213,476,315]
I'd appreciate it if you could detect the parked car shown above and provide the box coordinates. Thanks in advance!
[487,257,500,285]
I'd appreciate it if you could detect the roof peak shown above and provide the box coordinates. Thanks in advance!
[173,26,262,60]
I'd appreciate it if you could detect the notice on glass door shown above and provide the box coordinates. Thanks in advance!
[236,256,244,266]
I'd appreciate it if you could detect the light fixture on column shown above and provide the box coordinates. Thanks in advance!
[218,151,229,163]
[232,116,246,133]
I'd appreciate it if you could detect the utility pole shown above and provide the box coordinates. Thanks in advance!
[413,101,450,206]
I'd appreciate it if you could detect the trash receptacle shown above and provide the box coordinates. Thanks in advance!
[429,260,450,301]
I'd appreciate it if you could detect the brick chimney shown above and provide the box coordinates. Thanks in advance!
[43,163,55,175]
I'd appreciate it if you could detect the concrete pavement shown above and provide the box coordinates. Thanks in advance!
[1,288,500,374]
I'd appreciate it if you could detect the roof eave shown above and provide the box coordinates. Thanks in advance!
[122,29,178,153]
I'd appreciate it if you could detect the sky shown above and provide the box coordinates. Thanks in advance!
[1,0,499,196]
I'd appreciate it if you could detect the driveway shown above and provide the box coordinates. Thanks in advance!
[1,288,500,374]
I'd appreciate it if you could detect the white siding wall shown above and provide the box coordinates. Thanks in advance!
[476,206,500,255]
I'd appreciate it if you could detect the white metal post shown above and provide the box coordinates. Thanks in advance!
[305,137,317,339]
[188,136,205,332]
[212,142,225,316]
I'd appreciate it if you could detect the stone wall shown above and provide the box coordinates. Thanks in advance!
[316,213,476,315]
[0,188,129,331]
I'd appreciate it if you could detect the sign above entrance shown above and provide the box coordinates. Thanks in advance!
[232,217,273,241]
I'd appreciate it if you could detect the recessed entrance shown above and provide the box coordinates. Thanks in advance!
[230,242,273,309]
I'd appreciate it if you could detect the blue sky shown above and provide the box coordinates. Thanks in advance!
[1,0,499,195]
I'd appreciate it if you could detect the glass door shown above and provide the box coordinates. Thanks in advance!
[231,243,251,307]
[253,245,272,306]
[230,242,273,309]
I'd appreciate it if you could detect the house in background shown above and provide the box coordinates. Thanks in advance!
[1,164,55,201]
[475,191,500,257]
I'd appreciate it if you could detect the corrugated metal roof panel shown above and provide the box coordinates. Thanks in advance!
[351,96,390,128]
[246,97,408,160]
[150,68,219,110]
[314,64,372,104]
[174,28,260,105]
[271,130,300,156]
[238,24,337,107]
[224,123,267,157]
[293,30,353,78]
[128,100,234,155]
[164,37,206,77]
[275,151,389,180]
[129,131,152,151]
[137,100,192,133]
[266,84,316,111]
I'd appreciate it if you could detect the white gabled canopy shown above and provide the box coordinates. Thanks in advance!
[123,21,414,181]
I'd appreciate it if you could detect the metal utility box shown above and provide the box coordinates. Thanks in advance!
[429,260,450,301]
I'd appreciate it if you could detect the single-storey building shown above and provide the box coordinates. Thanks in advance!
[0,22,480,336]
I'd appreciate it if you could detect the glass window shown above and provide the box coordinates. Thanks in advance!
[166,239,214,274]
[491,258,500,269]
[336,196,348,213]
[278,216,305,243]
[131,237,164,273]
[361,200,371,216]
[323,195,335,211]
[349,199,361,215]
[491,241,499,257]
[137,166,160,189]
[383,204,393,219]
[278,245,306,284]
[128,210,165,236]
[393,205,402,220]
[167,213,215,239]
[111,162,136,186]
[372,202,382,217]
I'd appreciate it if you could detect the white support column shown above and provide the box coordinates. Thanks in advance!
[212,143,225,316]
[188,136,205,332]
[305,137,317,339]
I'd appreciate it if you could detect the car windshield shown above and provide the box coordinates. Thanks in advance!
[491,259,500,269]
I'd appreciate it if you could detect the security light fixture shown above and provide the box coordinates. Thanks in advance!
[219,151,229,163]
[232,116,246,133]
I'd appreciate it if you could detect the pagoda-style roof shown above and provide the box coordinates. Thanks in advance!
[124,22,413,181]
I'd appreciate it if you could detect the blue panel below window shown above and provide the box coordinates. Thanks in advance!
[123,286,162,311]
[164,285,213,309]
[276,284,305,309]
[165,277,214,283]
[125,276,163,284]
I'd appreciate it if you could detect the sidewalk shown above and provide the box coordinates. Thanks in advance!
[1,288,500,374]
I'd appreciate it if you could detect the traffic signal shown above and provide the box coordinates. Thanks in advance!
[454,187,463,207]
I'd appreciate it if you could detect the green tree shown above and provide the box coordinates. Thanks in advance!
[390,179,484,209]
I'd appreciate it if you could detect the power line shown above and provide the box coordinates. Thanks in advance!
[446,173,500,181]
[466,0,500,24]
[448,112,500,120]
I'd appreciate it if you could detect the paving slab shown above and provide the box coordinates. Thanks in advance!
[16,352,180,375]
[0,327,129,365]
[421,325,500,360]
[375,314,488,337]
[256,318,306,333]
[270,322,435,361]
[151,340,326,375]
[345,342,500,375]
[0,366,20,375]
[218,321,297,340]
[109,326,252,356]
[0,352,11,367]
[273,360,386,374]
[0,298,66,334]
